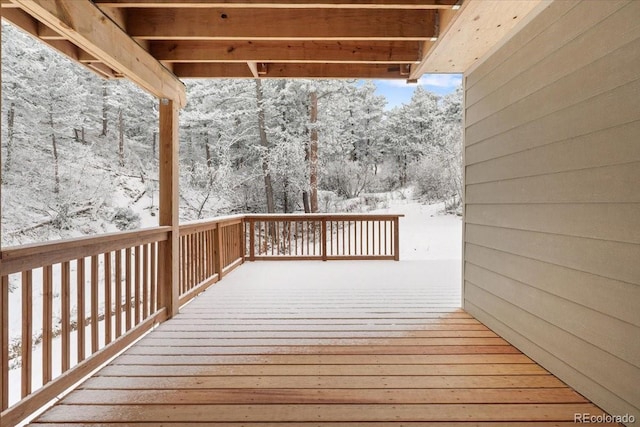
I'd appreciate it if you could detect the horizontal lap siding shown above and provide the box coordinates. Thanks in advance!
[463,0,640,423]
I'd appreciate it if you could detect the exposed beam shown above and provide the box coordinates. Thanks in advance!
[149,40,421,64]
[95,0,457,9]
[410,0,544,77]
[2,10,79,56]
[11,0,186,105]
[174,62,411,79]
[127,8,436,40]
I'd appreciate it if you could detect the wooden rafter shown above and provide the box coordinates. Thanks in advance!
[0,8,125,79]
[95,0,458,9]
[126,8,437,40]
[174,62,412,79]
[10,0,186,105]
[149,40,421,64]
[4,0,547,82]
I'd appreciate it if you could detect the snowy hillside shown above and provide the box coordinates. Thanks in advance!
[2,22,462,249]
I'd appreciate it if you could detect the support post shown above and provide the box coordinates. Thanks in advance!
[216,224,224,280]
[240,220,246,262]
[249,219,255,261]
[213,223,222,281]
[393,217,400,261]
[158,99,180,317]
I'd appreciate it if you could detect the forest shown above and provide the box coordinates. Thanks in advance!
[1,22,462,247]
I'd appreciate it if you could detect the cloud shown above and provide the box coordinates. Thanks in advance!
[418,74,462,88]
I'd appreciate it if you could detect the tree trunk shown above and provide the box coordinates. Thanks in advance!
[101,83,108,136]
[255,79,275,214]
[152,131,157,157]
[309,90,319,213]
[118,108,125,167]
[302,191,310,213]
[50,111,60,194]
[5,102,15,175]
[283,178,289,214]
[204,133,212,168]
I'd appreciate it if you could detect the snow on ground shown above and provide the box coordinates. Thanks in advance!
[372,192,462,261]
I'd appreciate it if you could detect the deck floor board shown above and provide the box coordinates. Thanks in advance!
[30,261,614,425]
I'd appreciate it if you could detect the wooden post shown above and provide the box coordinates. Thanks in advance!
[240,220,246,262]
[249,219,255,261]
[216,224,224,280]
[393,217,400,261]
[321,218,327,261]
[158,99,180,317]
[213,223,222,280]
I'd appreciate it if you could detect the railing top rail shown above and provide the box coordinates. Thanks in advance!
[179,214,246,228]
[244,213,405,220]
[1,226,172,255]
[0,226,171,276]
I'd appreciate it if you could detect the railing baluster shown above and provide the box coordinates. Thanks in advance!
[43,265,53,384]
[143,244,149,320]
[384,220,388,255]
[115,250,123,339]
[134,246,141,325]
[91,255,99,354]
[125,248,132,331]
[151,243,157,313]
[21,271,32,398]
[179,235,184,294]
[76,258,85,363]
[61,262,70,372]
[190,234,195,288]
[104,252,112,346]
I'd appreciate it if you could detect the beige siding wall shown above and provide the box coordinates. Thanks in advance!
[463,0,640,422]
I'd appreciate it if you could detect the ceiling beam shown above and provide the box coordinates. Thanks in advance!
[149,40,421,64]
[11,0,186,105]
[410,0,543,77]
[95,0,457,9]
[127,8,436,40]
[174,62,411,79]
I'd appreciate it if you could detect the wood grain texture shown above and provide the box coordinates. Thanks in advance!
[29,261,607,425]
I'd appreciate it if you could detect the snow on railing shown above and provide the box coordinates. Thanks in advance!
[0,212,401,425]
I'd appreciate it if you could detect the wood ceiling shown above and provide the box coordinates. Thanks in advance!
[0,0,545,103]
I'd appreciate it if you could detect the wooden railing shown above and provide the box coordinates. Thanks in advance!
[178,215,244,305]
[0,212,401,425]
[245,214,401,261]
[0,227,170,426]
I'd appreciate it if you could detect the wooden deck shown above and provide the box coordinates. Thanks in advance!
[29,261,615,426]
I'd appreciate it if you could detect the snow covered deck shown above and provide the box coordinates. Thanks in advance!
[28,260,609,426]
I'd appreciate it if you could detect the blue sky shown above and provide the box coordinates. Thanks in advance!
[373,74,463,109]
